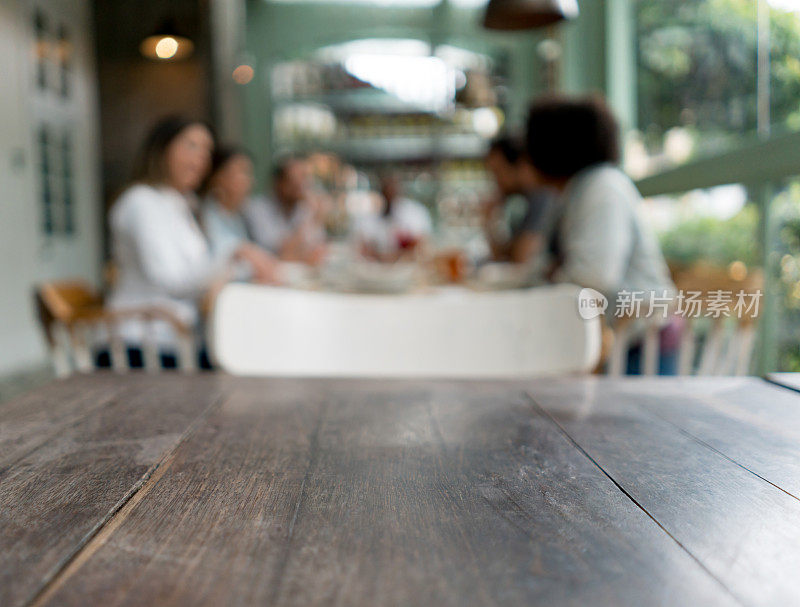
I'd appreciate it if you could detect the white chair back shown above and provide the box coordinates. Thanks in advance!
[607,263,762,376]
[209,284,601,378]
[608,316,757,377]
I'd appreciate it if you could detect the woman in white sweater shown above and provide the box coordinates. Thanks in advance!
[103,116,273,369]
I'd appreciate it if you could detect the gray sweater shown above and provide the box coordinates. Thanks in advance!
[550,164,674,303]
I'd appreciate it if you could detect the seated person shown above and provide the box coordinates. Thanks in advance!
[201,146,279,282]
[524,95,677,374]
[353,172,432,261]
[243,155,327,265]
[102,116,272,369]
[483,136,555,265]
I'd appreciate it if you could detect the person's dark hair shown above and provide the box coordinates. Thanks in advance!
[488,135,523,165]
[201,145,252,193]
[212,145,252,174]
[272,154,306,182]
[131,115,215,186]
[525,95,620,179]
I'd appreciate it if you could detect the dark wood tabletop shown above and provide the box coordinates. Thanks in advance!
[3,373,800,606]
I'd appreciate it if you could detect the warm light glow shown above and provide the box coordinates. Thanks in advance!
[57,40,73,63]
[728,261,748,282]
[232,64,255,85]
[140,35,194,61]
[155,37,179,59]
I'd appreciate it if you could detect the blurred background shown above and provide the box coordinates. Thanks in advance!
[2,0,800,386]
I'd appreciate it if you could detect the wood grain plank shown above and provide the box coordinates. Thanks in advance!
[765,373,800,394]
[37,379,734,607]
[0,373,124,471]
[616,377,800,499]
[526,377,800,606]
[0,374,223,607]
[34,380,325,607]
[653,377,800,443]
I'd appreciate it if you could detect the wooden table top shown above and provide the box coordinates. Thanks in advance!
[3,373,800,606]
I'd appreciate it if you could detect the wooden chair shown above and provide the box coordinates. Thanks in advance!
[34,279,197,377]
[208,283,602,378]
[607,263,763,376]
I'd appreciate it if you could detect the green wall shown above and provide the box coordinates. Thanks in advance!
[560,0,637,131]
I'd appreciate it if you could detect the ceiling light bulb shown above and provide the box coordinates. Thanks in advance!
[155,37,179,59]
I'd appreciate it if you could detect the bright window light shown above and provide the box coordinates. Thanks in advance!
[448,0,488,7]
[435,44,492,71]
[344,54,458,111]
[317,38,431,61]
[767,0,800,13]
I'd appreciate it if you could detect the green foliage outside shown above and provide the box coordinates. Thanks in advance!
[774,182,800,369]
[658,204,760,267]
[637,0,800,156]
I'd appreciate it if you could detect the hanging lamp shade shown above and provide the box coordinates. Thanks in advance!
[140,18,194,61]
[483,0,579,30]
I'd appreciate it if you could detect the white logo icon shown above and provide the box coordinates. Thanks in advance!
[578,288,608,320]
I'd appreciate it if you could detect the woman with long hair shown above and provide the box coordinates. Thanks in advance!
[103,116,270,369]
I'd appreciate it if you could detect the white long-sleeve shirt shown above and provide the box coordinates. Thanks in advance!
[352,197,432,255]
[243,194,324,255]
[107,184,228,346]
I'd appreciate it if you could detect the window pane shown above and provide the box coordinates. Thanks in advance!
[765,2,800,134]
[57,24,71,99]
[634,0,800,176]
[62,131,74,234]
[34,10,48,91]
[38,126,53,234]
[770,179,800,371]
